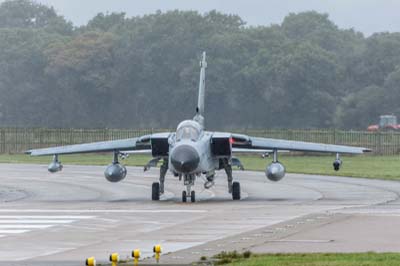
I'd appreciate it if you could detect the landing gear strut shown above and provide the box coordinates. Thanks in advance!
[159,159,168,194]
[152,159,168,201]
[222,158,241,200]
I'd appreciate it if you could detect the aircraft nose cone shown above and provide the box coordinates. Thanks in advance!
[171,145,200,173]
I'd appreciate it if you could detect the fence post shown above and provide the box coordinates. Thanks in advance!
[333,129,337,145]
[39,128,43,148]
[378,131,383,155]
[0,129,4,154]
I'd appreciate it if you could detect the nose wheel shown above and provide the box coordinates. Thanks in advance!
[181,174,196,202]
[191,191,195,202]
[182,189,196,202]
[182,191,187,202]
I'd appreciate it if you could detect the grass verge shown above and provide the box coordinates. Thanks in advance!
[212,251,400,266]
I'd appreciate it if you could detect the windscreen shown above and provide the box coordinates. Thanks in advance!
[176,121,201,141]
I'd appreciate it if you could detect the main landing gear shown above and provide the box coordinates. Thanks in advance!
[232,181,241,200]
[151,159,168,201]
[222,159,241,200]
[152,182,160,201]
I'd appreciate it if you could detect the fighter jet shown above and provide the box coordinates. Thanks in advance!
[26,52,370,202]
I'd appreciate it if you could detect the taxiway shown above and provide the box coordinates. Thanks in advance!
[0,164,399,264]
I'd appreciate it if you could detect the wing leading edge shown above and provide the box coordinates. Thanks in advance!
[231,134,370,154]
[26,135,155,156]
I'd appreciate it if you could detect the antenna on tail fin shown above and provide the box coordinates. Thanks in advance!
[194,51,207,128]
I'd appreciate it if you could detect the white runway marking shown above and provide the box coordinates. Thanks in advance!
[0,225,54,229]
[0,215,94,219]
[267,239,334,243]
[0,230,29,234]
[0,209,207,213]
[0,220,74,224]
[0,213,96,237]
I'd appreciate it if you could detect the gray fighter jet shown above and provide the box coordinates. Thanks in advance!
[26,52,370,202]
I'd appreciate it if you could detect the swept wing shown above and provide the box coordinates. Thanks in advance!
[230,133,370,154]
[26,135,156,156]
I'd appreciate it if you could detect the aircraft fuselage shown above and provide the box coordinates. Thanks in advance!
[169,130,216,175]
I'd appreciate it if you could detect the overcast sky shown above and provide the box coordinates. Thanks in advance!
[4,0,400,35]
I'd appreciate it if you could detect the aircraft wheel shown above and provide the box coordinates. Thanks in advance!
[182,191,187,202]
[152,182,160,201]
[191,191,196,203]
[232,182,241,200]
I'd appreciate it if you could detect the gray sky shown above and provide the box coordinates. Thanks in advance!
[5,0,400,35]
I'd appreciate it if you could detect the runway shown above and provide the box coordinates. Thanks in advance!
[1,163,400,264]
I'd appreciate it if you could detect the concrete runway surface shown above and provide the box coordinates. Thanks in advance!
[0,163,400,265]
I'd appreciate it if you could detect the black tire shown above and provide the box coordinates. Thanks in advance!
[232,182,241,200]
[152,182,160,201]
[182,191,187,202]
[191,191,196,203]
[333,160,342,172]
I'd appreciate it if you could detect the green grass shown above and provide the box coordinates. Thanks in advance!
[215,252,400,266]
[1,153,400,180]
[240,154,400,180]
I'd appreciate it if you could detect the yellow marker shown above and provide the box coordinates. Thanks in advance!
[153,245,162,263]
[153,245,162,253]
[85,257,96,266]
[132,249,141,266]
[109,253,120,266]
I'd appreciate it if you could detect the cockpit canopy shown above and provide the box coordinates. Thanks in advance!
[176,120,202,141]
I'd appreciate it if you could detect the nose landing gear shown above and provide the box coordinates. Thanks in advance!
[182,174,196,202]
[182,190,196,203]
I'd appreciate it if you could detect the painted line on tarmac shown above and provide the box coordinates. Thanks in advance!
[0,225,54,229]
[0,209,207,213]
[0,215,94,219]
[15,248,76,262]
[0,220,74,224]
[267,239,334,243]
[0,229,30,234]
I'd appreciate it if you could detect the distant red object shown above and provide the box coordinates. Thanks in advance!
[367,115,400,132]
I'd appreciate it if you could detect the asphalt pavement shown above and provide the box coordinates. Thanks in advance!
[0,164,399,265]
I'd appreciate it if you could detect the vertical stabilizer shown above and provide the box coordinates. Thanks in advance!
[194,52,207,127]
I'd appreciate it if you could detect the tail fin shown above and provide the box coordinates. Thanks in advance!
[194,51,207,127]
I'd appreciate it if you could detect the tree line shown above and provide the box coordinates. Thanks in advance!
[0,0,399,130]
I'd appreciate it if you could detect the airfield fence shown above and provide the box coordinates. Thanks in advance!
[0,128,399,155]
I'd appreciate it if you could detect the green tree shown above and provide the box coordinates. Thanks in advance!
[336,85,388,129]
[0,0,73,34]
